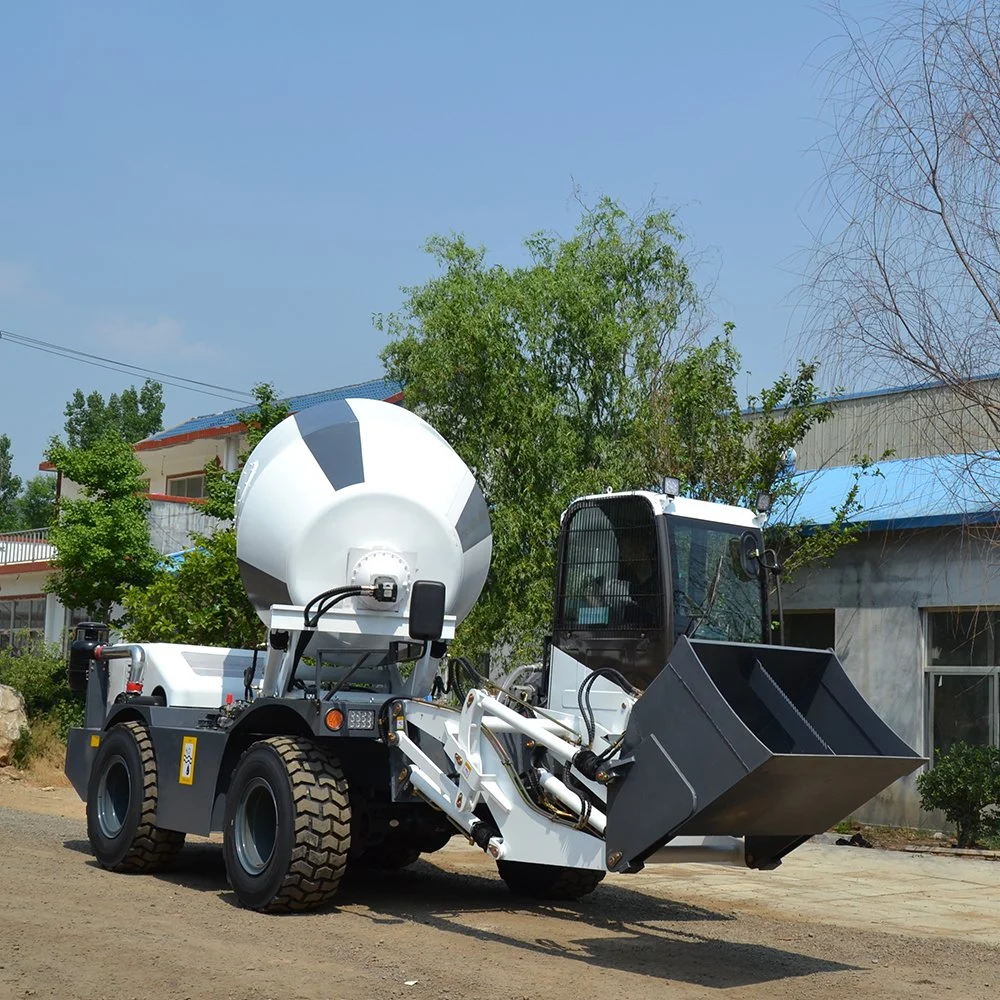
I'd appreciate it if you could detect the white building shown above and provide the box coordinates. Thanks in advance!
[0,378,402,648]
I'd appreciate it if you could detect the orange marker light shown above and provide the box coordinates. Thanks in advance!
[324,709,344,731]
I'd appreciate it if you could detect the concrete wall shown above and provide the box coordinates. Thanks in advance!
[58,433,244,500]
[785,525,1000,828]
[137,434,244,494]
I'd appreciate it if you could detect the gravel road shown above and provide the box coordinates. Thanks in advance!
[1,780,997,1000]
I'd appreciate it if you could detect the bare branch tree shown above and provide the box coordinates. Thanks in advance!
[809,0,1000,437]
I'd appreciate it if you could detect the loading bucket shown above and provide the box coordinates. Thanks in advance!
[604,637,924,872]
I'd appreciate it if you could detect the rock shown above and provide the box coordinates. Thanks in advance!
[836,832,874,848]
[0,684,29,766]
[933,832,946,841]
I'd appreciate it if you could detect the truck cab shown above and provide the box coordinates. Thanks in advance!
[553,490,770,689]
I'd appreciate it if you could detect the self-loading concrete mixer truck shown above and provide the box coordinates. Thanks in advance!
[64,398,924,912]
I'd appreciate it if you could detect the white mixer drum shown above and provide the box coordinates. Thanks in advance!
[234,398,492,633]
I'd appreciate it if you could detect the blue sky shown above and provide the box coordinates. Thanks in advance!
[1,1,867,480]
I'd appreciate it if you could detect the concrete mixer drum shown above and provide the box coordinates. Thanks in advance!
[233,397,492,645]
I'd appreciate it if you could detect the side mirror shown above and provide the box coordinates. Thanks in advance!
[739,531,762,579]
[409,580,446,641]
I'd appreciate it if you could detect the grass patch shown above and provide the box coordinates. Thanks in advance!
[8,717,67,774]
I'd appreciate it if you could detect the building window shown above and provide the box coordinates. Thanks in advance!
[0,596,46,649]
[165,473,206,499]
[925,609,1000,761]
[784,611,835,650]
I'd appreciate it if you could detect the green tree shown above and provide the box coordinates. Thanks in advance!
[45,434,159,621]
[63,379,165,449]
[380,199,865,661]
[120,529,263,649]
[13,475,56,530]
[0,433,23,530]
[0,435,56,532]
[380,198,699,660]
[656,329,873,580]
[121,384,290,647]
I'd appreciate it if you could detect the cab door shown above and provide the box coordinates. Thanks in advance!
[552,495,671,690]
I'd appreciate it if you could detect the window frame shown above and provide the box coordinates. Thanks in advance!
[164,470,208,500]
[923,607,1000,762]
[0,594,47,648]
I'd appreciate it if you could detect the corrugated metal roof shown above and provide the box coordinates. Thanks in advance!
[142,377,403,445]
[744,371,1000,415]
[779,452,1000,530]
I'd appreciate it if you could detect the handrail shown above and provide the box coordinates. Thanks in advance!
[0,528,56,567]
[0,527,50,543]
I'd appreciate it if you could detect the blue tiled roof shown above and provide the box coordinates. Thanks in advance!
[142,377,403,445]
[778,453,1000,530]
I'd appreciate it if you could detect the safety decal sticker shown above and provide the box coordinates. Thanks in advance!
[179,735,198,785]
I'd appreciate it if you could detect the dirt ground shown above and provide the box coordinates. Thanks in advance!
[1,772,998,1000]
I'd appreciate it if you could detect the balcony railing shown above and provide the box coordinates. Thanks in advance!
[0,528,57,567]
[0,506,224,569]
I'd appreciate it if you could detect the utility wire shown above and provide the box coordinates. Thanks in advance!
[0,328,255,403]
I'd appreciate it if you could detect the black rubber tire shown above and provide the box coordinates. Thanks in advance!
[86,721,186,872]
[496,859,605,901]
[222,737,351,913]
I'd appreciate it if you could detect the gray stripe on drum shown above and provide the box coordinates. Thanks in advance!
[238,558,292,611]
[456,484,491,552]
[294,399,365,490]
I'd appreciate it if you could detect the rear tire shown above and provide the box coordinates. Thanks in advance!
[223,737,351,912]
[497,860,605,901]
[86,721,186,872]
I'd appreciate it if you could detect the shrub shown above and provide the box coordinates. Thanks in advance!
[917,742,1000,848]
[0,635,83,769]
[12,726,33,769]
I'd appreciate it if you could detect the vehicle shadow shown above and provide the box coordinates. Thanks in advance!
[63,839,857,988]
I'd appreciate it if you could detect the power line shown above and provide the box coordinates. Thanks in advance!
[0,328,255,403]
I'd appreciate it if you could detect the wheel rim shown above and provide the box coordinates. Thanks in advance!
[234,776,278,876]
[97,754,132,839]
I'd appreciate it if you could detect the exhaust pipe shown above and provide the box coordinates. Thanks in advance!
[605,637,925,873]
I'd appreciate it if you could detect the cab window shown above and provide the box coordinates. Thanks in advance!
[557,498,662,632]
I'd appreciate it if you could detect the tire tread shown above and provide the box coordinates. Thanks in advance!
[103,721,185,873]
[239,737,351,913]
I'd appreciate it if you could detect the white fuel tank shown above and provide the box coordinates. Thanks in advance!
[234,397,492,637]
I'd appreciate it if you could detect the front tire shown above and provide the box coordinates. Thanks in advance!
[86,721,185,872]
[497,860,605,901]
[223,737,351,912]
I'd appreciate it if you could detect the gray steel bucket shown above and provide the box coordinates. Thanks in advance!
[604,637,924,872]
